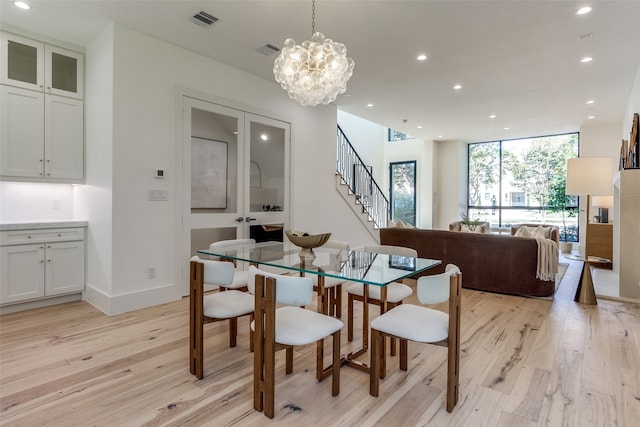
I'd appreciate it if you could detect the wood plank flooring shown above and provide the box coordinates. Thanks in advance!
[1,259,639,426]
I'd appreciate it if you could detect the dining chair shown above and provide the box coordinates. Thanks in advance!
[208,238,256,291]
[189,257,255,380]
[346,244,417,354]
[369,264,462,412]
[311,239,350,317]
[249,265,343,419]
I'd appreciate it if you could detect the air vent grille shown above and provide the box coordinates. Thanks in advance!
[190,10,219,28]
[256,44,281,56]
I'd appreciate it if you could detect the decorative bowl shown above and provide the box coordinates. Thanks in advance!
[285,230,331,260]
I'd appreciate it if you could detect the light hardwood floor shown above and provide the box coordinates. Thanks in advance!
[1,259,639,426]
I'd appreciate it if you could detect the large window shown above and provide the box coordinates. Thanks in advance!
[390,161,416,225]
[467,133,579,241]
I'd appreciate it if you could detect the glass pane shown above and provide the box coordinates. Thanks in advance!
[7,41,38,84]
[190,227,238,256]
[468,142,500,207]
[390,161,416,225]
[191,108,238,213]
[249,121,284,212]
[51,52,77,93]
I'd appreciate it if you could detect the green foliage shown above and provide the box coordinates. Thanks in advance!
[468,143,499,205]
[459,211,484,231]
[502,135,578,209]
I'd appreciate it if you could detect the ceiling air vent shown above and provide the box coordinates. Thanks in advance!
[190,10,219,28]
[256,44,280,56]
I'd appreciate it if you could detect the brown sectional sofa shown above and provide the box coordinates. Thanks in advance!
[380,227,556,297]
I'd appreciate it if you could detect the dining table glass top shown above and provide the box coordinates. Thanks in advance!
[197,241,441,286]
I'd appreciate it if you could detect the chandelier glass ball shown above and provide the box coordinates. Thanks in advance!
[273,32,355,107]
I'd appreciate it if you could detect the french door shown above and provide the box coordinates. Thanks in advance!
[181,96,290,294]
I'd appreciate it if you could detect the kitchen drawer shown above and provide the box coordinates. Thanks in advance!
[0,227,85,245]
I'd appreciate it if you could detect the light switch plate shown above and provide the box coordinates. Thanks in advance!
[149,190,168,201]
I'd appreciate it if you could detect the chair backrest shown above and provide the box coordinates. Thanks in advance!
[209,238,256,251]
[362,244,417,258]
[417,264,460,305]
[249,266,314,307]
[325,240,350,251]
[191,256,235,287]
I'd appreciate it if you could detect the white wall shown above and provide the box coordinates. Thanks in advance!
[383,138,435,228]
[0,182,74,221]
[78,24,371,314]
[337,110,386,185]
[434,140,467,230]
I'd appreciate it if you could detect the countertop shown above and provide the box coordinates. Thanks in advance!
[0,220,88,231]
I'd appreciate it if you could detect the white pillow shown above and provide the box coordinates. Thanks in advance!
[514,226,533,238]
[460,223,482,233]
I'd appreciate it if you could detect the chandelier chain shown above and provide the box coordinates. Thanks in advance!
[311,0,316,35]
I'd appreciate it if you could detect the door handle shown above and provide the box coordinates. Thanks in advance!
[245,217,257,222]
[235,217,244,222]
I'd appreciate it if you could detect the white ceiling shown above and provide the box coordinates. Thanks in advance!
[2,0,639,143]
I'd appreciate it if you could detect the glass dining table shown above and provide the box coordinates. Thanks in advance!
[190,241,441,417]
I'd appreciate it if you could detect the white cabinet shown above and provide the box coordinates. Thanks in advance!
[0,32,83,99]
[1,86,83,179]
[0,227,85,305]
[0,31,84,181]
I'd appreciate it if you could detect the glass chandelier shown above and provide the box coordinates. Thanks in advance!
[273,0,355,107]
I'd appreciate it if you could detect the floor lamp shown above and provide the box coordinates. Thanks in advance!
[565,157,614,304]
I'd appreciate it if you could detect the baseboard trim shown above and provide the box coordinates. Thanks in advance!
[85,283,181,316]
[0,293,83,315]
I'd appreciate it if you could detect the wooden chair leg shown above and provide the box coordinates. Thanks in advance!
[335,284,343,318]
[316,338,325,380]
[229,317,238,348]
[369,328,380,396]
[190,261,205,380]
[347,294,354,341]
[332,330,341,396]
[399,339,408,371]
[286,346,294,374]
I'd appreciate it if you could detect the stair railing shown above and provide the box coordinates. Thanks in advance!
[337,125,389,229]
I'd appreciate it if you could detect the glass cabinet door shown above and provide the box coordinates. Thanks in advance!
[1,32,44,90]
[45,45,83,99]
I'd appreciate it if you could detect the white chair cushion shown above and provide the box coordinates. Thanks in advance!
[346,282,412,303]
[252,306,343,346]
[371,304,449,343]
[220,269,249,290]
[203,290,254,319]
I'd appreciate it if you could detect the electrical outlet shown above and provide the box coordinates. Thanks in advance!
[147,267,156,279]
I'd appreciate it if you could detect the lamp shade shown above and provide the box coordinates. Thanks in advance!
[565,157,614,196]
[592,195,614,208]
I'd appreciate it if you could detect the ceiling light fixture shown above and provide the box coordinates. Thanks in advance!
[417,126,423,129]
[586,100,595,104]
[366,103,374,107]
[576,6,592,15]
[453,84,462,90]
[260,134,269,141]
[489,114,496,119]
[580,56,593,63]
[14,1,30,9]
[273,0,354,107]
[417,54,427,61]
[504,127,510,130]
[588,115,595,119]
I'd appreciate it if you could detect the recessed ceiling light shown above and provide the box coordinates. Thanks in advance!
[489,114,496,119]
[504,127,510,130]
[453,84,462,90]
[233,131,238,135]
[366,103,374,108]
[14,1,30,9]
[576,6,592,15]
[586,100,595,104]
[580,56,593,63]
[417,125,423,129]
[588,115,595,119]
[438,135,444,138]
[417,54,427,61]
[260,133,268,141]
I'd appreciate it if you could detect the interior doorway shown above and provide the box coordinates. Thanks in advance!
[179,95,290,295]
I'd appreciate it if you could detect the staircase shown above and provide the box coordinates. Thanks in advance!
[336,126,390,240]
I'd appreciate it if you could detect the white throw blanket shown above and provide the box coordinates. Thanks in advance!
[535,237,559,281]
